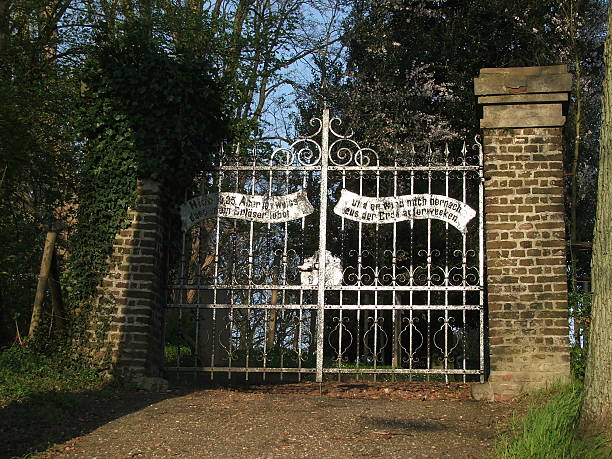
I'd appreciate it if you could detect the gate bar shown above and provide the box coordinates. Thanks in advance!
[316,108,330,382]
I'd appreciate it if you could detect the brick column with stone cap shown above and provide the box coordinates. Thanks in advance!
[472,65,572,400]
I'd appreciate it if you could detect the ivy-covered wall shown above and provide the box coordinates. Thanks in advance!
[64,25,226,378]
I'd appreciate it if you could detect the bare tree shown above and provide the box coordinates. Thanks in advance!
[80,0,346,130]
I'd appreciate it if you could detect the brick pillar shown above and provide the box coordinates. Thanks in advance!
[472,66,572,400]
[102,178,167,389]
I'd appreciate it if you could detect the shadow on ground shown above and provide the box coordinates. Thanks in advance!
[0,387,184,459]
[365,416,446,432]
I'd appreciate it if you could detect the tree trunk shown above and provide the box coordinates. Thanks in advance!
[579,2,612,433]
[224,0,253,80]
[29,231,57,338]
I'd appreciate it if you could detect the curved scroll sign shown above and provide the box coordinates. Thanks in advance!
[181,190,314,230]
[333,189,476,233]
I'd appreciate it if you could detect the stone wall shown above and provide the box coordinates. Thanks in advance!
[99,179,167,385]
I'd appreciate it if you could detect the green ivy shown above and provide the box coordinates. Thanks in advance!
[64,24,227,351]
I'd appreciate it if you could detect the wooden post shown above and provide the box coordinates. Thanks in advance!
[29,231,57,338]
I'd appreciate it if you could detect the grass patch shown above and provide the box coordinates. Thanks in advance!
[0,345,106,406]
[495,381,610,459]
[0,345,112,457]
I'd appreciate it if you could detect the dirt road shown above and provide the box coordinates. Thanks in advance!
[3,383,514,459]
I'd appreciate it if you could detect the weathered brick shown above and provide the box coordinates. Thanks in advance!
[95,178,167,381]
[482,122,569,400]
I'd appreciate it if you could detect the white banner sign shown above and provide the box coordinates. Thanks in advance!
[333,189,476,233]
[181,190,314,230]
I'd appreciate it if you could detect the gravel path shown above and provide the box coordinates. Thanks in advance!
[16,383,514,459]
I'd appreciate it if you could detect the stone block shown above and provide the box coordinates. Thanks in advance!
[475,65,572,96]
[476,65,571,129]
[481,103,566,128]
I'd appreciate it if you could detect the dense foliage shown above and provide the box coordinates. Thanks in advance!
[0,18,78,345]
[297,1,605,144]
[67,25,225,307]
[569,291,592,380]
[0,0,345,347]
